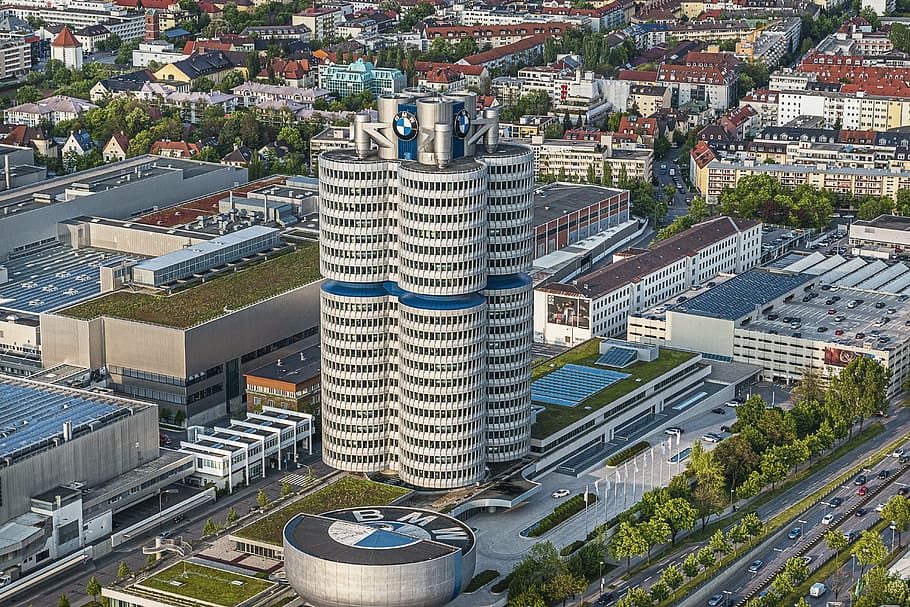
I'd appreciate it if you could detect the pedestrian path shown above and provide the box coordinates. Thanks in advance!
[281,473,315,488]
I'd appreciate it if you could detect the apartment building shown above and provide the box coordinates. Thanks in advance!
[534,216,762,344]
[231,82,331,109]
[0,37,29,77]
[516,66,611,121]
[131,39,183,67]
[739,89,779,131]
[3,5,145,40]
[527,135,653,184]
[424,23,572,48]
[292,7,339,41]
[317,58,406,97]
[776,89,910,130]
[629,84,670,117]
[657,64,737,111]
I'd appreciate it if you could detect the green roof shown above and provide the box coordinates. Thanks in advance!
[233,476,411,546]
[531,340,699,439]
[60,244,320,329]
[135,562,273,607]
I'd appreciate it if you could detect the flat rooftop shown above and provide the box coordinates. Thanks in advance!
[124,561,274,607]
[246,183,318,201]
[58,243,320,329]
[0,377,148,464]
[853,214,910,232]
[0,244,142,315]
[133,225,280,273]
[246,344,321,384]
[530,340,698,439]
[0,157,221,216]
[533,182,627,225]
[674,269,813,321]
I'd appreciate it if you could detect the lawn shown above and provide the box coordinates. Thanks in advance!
[60,244,320,328]
[530,342,698,439]
[137,562,273,606]
[233,476,410,545]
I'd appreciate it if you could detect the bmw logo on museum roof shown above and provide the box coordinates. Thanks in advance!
[393,111,418,141]
[454,109,471,139]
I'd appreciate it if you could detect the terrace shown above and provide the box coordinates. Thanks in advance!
[127,562,273,607]
[232,476,410,546]
[59,243,320,329]
[530,340,698,439]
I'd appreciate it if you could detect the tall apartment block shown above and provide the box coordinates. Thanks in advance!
[319,91,534,489]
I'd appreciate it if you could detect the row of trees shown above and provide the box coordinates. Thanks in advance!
[507,541,606,607]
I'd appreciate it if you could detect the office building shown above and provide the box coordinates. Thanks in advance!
[319,91,534,489]
[317,58,406,98]
[244,343,321,418]
[534,217,761,344]
[848,214,910,257]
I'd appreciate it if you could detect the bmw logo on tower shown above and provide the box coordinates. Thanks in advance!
[393,111,418,141]
[453,109,471,138]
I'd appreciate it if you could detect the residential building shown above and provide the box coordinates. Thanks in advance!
[423,23,572,48]
[516,65,612,121]
[256,57,316,87]
[239,24,311,43]
[150,139,200,158]
[413,61,489,91]
[89,70,155,101]
[74,23,110,52]
[318,58,405,97]
[656,63,738,111]
[534,216,762,344]
[102,132,130,161]
[292,7,339,41]
[318,91,534,488]
[418,65,466,92]
[528,135,654,184]
[131,39,183,66]
[456,34,548,69]
[499,115,557,139]
[244,343,321,419]
[148,90,236,124]
[739,89,780,131]
[50,26,81,69]
[61,129,95,157]
[629,84,670,117]
[6,6,144,41]
[308,125,350,167]
[5,95,97,127]
[153,50,243,86]
[232,81,331,109]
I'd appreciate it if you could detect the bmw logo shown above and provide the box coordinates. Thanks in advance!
[454,109,471,139]
[393,111,418,141]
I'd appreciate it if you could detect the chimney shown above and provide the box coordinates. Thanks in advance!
[62,420,73,442]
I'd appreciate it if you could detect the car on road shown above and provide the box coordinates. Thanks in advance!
[551,489,571,499]
[597,592,615,605]
[899,487,910,496]
[822,513,835,524]
[902,455,910,465]
[664,427,683,436]
[748,560,764,573]
[788,527,802,539]
[702,433,723,443]
[893,449,906,458]
[158,531,171,539]
[879,469,891,479]
[830,496,843,507]
[876,503,886,512]
[707,594,725,607]
[843,530,857,542]
[711,407,725,414]
[857,485,868,496]
[855,474,867,485]
[801,555,814,566]
[855,507,868,517]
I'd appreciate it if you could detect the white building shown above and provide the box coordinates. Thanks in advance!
[319,91,535,489]
[50,26,82,69]
[534,216,762,345]
[517,66,612,121]
[5,95,98,127]
[131,40,184,67]
[0,38,30,78]
[180,406,314,492]
[231,81,331,109]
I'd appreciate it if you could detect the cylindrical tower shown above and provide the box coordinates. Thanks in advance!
[319,93,535,489]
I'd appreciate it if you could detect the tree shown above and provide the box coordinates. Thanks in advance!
[226,506,240,525]
[859,7,881,29]
[508,586,546,607]
[202,518,219,536]
[278,126,304,151]
[825,528,850,568]
[655,498,697,544]
[191,77,216,92]
[16,84,40,104]
[829,356,890,434]
[609,521,648,574]
[620,586,652,607]
[58,594,70,607]
[601,162,613,187]
[791,367,826,405]
[86,576,102,604]
[586,161,597,184]
[542,573,586,607]
[649,581,670,603]
[712,435,760,489]
[257,489,271,509]
[782,556,810,584]
[882,496,910,546]
[759,445,791,490]
[896,188,910,216]
[852,530,888,579]
[857,196,893,220]
[638,518,670,563]
[117,561,131,579]
[891,22,910,54]
[709,529,730,555]
[692,482,726,530]
[661,563,684,589]
[696,546,716,570]
[682,552,699,578]
[509,542,566,597]
[741,513,763,539]
[281,480,294,497]
[772,572,795,597]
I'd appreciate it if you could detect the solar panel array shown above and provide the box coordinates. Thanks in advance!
[0,381,128,462]
[784,254,910,295]
[674,270,813,321]
[531,364,630,407]
[595,347,638,368]
[0,246,138,314]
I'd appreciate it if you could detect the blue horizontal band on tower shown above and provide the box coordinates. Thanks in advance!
[398,292,485,311]
[485,273,532,291]
[322,280,486,310]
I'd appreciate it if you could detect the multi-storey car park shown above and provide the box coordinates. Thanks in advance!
[318,90,535,489]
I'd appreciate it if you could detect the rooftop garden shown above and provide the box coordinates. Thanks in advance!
[530,340,698,439]
[136,562,272,606]
[60,244,320,329]
[233,476,410,546]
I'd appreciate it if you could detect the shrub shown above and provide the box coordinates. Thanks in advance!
[465,570,500,593]
[607,441,650,467]
[560,540,584,556]
[529,493,598,537]
[491,573,513,594]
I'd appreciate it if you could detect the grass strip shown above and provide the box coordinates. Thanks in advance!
[528,493,598,537]
[607,441,650,467]
[465,570,500,593]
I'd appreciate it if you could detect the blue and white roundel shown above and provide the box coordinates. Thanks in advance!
[454,110,471,138]
[393,111,418,141]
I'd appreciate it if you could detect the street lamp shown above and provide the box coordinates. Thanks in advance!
[158,489,179,531]
[730,487,735,512]
[599,560,605,596]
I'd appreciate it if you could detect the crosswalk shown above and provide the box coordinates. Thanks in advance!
[281,473,316,488]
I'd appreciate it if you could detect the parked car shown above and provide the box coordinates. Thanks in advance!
[551,489,570,499]
[664,427,683,436]
[702,433,722,443]
[711,407,725,414]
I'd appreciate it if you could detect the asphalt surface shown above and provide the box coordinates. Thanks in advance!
[654,147,695,225]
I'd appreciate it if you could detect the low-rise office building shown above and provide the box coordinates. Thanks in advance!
[534,217,761,344]
[848,214,910,257]
[532,182,631,257]
[527,135,653,184]
[244,343,321,420]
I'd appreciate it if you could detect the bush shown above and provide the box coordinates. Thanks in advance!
[528,493,598,537]
[491,573,513,594]
[465,569,500,593]
[560,540,584,556]
[607,441,650,467]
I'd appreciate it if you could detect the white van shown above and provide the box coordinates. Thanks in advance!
[810,582,827,598]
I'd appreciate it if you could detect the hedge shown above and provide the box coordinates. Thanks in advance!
[528,492,598,537]
[491,572,513,594]
[606,441,650,467]
[560,540,585,556]
[465,570,500,593]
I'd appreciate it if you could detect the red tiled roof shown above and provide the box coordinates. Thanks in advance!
[618,69,658,82]
[422,66,463,84]
[150,140,201,157]
[691,140,717,168]
[182,40,231,54]
[412,61,486,76]
[257,57,314,80]
[52,27,80,48]
[458,34,547,66]
[425,22,571,40]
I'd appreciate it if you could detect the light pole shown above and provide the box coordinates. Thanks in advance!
[599,560,605,596]
[158,489,178,532]
[730,487,735,512]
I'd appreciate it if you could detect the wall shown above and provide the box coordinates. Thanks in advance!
[665,312,735,358]
[57,221,209,257]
